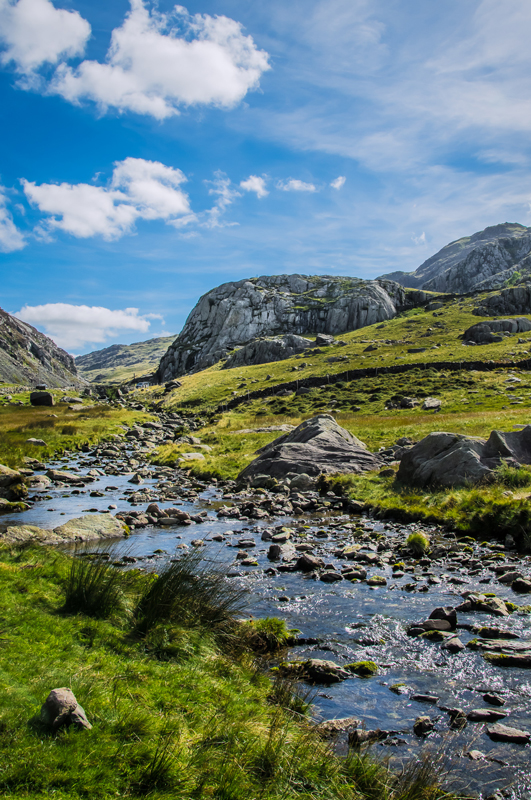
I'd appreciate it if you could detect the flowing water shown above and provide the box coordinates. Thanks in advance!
[4,451,531,799]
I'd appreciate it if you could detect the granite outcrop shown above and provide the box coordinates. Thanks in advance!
[156,275,408,380]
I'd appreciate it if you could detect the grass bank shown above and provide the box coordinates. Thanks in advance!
[0,402,148,469]
[0,545,454,799]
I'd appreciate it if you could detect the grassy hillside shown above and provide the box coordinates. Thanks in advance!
[76,335,175,385]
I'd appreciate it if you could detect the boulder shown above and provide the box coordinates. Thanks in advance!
[0,465,22,487]
[223,334,312,369]
[40,688,92,732]
[30,391,54,406]
[238,414,383,482]
[296,553,325,572]
[463,318,531,344]
[397,425,531,487]
[277,659,350,684]
[487,723,530,744]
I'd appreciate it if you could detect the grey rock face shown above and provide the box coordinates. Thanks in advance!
[463,318,531,344]
[397,425,531,487]
[0,305,82,387]
[473,284,531,316]
[238,414,382,482]
[223,334,312,369]
[379,223,531,293]
[156,274,407,380]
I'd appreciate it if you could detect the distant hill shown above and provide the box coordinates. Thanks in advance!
[0,306,82,387]
[380,223,531,293]
[76,335,176,384]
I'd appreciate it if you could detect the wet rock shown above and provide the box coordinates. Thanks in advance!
[320,571,343,583]
[413,716,434,736]
[512,577,531,593]
[277,658,350,684]
[367,575,387,586]
[296,553,325,572]
[429,606,457,630]
[0,465,23,487]
[442,636,465,654]
[497,570,523,584]
[487,723,530,744]
[40,688,91,732]
[238,415,383,482]
[483,693,506,706]
[467,709,507,722]
[483,653,531,668]
[410,694,439,704]
[414,619,453,632]
[316,716,360,738]
[46,469,87,486]
[348,728,389,746]
[447,708,467,730]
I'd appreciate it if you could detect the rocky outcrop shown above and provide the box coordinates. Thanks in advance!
[397,426,531,487]
[463,318,531,344]
[238,414,382,483]
[0,306,82,387]
[473,284,531,317]
[156,275,408,380]
[223,334,312,369]
[380,223,531,293]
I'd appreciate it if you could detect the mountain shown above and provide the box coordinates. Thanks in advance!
[0,306,81,387]
[76,335,176,384]
[380,223,531,293]
[156,274,409,382]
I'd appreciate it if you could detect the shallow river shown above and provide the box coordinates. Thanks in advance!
[4,452,531,800]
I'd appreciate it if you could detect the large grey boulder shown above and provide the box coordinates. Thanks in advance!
[397,426,531,487]
[223,334,312,369]
[463,318,531,344]
[238,414,382,482]
[156,274,407,380]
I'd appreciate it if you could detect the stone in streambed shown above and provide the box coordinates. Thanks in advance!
[487,723,530,744]
[277,659,350,684]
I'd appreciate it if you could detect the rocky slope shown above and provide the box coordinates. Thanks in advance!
[380,223,531,293]
[156,275,409,381]
[0,306,82,387]
[77,335,175,384]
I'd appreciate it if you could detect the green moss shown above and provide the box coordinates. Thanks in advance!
[345,660,378,677]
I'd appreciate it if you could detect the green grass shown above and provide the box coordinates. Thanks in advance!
[0,402,149,469]
[0,545,455,799]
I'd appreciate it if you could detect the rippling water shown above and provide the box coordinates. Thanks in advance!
[4,455,531,799]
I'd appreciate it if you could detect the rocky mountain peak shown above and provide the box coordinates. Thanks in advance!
[379,222,531,293]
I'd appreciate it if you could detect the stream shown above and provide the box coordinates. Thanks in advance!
[3,438,531,800]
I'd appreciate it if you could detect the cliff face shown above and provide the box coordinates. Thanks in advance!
[156,274,408,381]
[380,223,531,293]
[0,307,82,387]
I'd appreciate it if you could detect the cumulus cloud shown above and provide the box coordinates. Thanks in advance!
[277,179,317,192]
[22,157,190,239]
[48,0,270,119]
[240,175,268,198]
[13,302,163,350]
[0,187,25,251]
[204,171,241,228]
[0,0,90,74]
[330,175,346,189]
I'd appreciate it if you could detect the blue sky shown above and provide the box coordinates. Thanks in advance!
[1,0,531,353]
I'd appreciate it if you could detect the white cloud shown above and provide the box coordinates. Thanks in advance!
[0,0,90,74]
[48,0,270,119]
[412,231,426,246]
[240,175,268,198]
[277,179,317,192]
[204,171,241,228]
[22,157,190,239]
[13,302,163,350]
[330,175,346,189]
[0,186,25,251]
